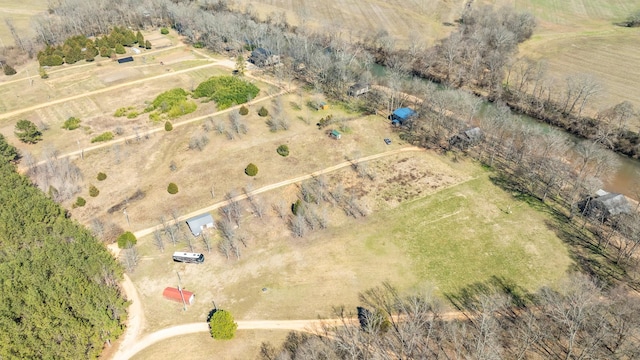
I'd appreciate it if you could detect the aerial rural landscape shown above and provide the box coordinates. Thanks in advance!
[1,0,640,359]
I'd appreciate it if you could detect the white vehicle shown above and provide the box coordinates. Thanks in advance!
[172,252,205,264]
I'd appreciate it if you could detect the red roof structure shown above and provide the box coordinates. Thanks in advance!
[162,287,195,305]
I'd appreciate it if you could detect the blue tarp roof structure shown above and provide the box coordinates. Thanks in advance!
[392,107,416,120]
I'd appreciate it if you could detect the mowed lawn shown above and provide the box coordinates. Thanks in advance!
[372,172,573,295]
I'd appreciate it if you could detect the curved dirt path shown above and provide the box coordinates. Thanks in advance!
[133,146,425,238]
[114,319,330,360]
[112,274,145,360]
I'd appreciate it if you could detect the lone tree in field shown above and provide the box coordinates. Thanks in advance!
[258,106,269,117]
[165,121,173,131]
[14,120,42,144]
[208,309,238,340]
[239,105,249,115]
[167,182,179,194]
[117,231,137,249]
[245,163,258,176]
[97,172,107,181]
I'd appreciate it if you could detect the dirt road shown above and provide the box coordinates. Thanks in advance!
[112,274,145,360]
[133,146,424,239]
[113,319,332,360]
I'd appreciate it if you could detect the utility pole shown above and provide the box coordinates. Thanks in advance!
[177,271,187,311]
[123,208,130,228]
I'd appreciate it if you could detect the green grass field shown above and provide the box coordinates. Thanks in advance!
[379,173,572,294]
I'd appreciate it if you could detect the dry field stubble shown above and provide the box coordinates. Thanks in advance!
[487,0,640,122]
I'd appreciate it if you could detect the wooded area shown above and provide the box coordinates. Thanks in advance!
[0,135,127,359]
[259,278,640,359]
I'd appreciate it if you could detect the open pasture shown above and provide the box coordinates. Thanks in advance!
[127,151,571,350]
[0,0,47,47]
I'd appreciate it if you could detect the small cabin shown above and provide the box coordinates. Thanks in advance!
[348,83,370,97]
[390,107,416,126]
[579,191,631,220]
[319,102,330,110]
[330,129,342,139]
[185,213,215,236]
[249,47,280,67]
[450,127,482,149]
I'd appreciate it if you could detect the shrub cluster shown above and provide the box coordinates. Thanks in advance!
[14,120,42,144]
[160,27,169,35]
[117,231,137,249]
[151,88,197,119]
[91,132,114,143]
[74,196,86,207]
[62,116,81,130]
[3,63,16,76]
[193,76,260,110]
[37,28,147,67]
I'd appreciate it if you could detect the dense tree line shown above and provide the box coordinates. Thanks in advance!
[260,276,640,359]
[0,136,127,358]
[37,27,147,66]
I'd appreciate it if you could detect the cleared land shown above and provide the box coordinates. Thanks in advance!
[126,153,571,359]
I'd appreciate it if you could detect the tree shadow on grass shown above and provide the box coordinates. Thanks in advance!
[445,275,535,312]
[488,174,633,290]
